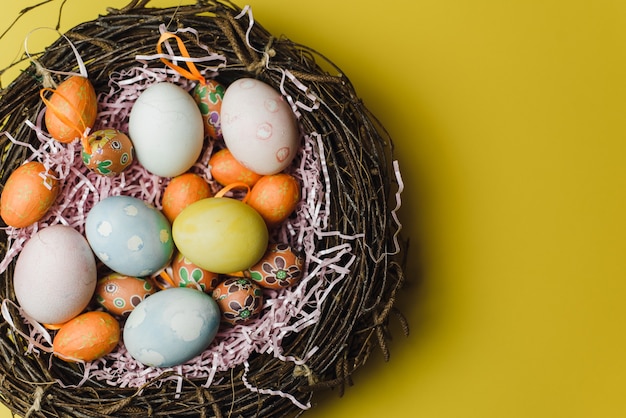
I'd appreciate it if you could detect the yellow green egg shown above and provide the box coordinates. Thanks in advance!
[172,197,268,274]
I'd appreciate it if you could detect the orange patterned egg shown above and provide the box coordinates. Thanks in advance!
[44,75,98,144]
[248,243,304,289]
[209,148,262,189]
[171,251,220,293]
[212,277,264,325]
[53,311,120,362]
[82,129,134,176]
[193,79,226,139]
[247,173,300,226]
[0,161,59,228]
[161,173,212,223]
[95,273,156,317]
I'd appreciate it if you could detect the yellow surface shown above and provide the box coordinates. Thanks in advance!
[1,0,626,417]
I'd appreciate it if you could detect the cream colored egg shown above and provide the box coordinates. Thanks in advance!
[13,225,97,325]
[221,78,300,175]
[128,82,204,178]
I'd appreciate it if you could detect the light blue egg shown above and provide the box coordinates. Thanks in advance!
[85,195,174,277]
[123,287,220,367]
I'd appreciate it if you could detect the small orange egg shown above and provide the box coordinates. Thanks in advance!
[247,173,300,226]
[0,161,59,228]
[53,311,120,362]
[247,243,304,289]
[82,129,134,176]
[171,251,220,293]
[161,173,212,223]
[212,277,264,325]
[44,75,98,144]
[193,79,226,139]
[95,273,155,317]
[209,148,262,188]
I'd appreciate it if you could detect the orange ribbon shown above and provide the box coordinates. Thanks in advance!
[157,32,206,86]
[214,182,251,204]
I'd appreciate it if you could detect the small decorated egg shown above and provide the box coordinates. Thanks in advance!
[247,173,300,226]
[248,243,304,289]
[44,75,98,143]
[193,79,225,139]
[209,148,262,188]
[171,251,220,293]
[95,273,156,317]
[212,277,264,325]
[0,161,59,228]
[13,225,97,325]
[124,287,221,367]
[128,82,204,177]
[53,311,120,362]
[221,78,300,175]
[161,173,212,223]
[172,197,268,274]
[85,195,174,277]
[82,129,134,176]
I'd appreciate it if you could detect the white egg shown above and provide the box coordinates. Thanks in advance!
[13,225,97,325]
[221,78,300,175]
[128,82,204,178]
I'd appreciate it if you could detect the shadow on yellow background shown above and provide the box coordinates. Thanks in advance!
[1,0,626,417]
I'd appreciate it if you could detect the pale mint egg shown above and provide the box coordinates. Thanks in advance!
[123,287,220,367]
[85,195,174,277]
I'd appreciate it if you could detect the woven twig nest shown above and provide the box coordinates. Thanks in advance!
[0,1,406,417]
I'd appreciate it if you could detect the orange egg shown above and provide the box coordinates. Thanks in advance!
[53,311,120,362]
[82,129,134,176]
[247,243,304,289]
[209,148,262,188]
[171,251,220,293]
[247,173,300,226]
[0,161,59,228]
[161,173,212,223]
[95,273,155,317]
[193,79,225,139]
[44,75,98,144]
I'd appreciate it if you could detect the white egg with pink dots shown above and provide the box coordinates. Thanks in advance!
[220,78,299,175]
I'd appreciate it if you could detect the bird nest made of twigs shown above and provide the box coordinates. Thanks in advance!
[0,1,406,417]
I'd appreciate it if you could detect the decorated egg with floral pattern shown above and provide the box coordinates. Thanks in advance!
[95,273,156,317]
[82,129,134,176]
[193,79,225,139]
[171,251,220,293]
[211,277,263,325]
[247,243,304,290]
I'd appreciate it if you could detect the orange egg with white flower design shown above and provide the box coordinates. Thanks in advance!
[247,173,300,226]
[171,251,220,293]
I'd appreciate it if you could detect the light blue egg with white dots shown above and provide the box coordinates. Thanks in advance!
[123,287,220,367]
[85,195,174,277]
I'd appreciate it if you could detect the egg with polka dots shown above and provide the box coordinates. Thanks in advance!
[221,78,300,175]
[85,195,174,277]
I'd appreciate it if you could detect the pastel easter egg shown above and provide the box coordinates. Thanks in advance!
[123,287,221,367]
[248,243,304,289]
[161,173,212,223]
[95,273,156,317]
[221,78,300,175]
[212,277,264,325]
[193,79,225,139]
[0,161,59,228]
[82,129,134,176]
[172,197,268,274]
[13,225,97,325]
[53,311,120,362]
[128,82,204,177]
[247,173,300,226]
[44,75,98,144]
[85,195,174,277]
[209,148,262,188]
[171,251,220,293]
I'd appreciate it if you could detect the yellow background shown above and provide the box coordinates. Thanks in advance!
[1,0,626,417]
